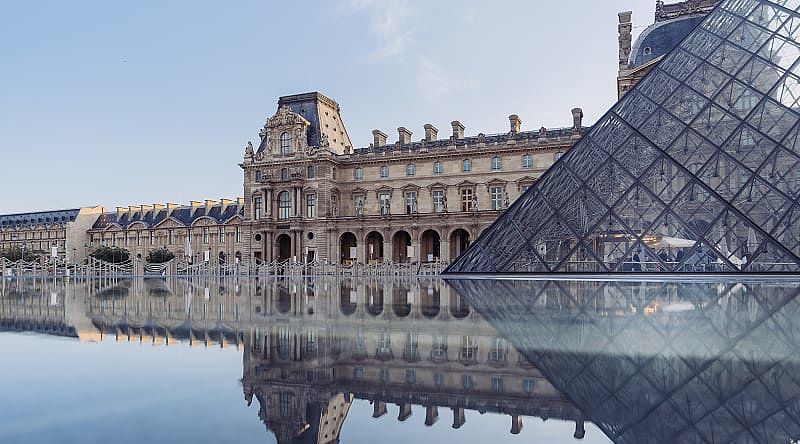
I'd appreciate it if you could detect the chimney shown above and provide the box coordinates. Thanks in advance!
[572,108,584,130]
[398,127,413,145]
[128,205,138,214]
[451,121,465,140]
[424,124,438,142]
[509,115,522,134]
[372,129,388,147]
[618,11,633,72]
[115,206,126,215]
[204,199,216,211]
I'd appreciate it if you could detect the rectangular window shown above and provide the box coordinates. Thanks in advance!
[306,194,316,218]
[219,227,225,243]
[434,161,443,175]
[354,194,365,216]
[492,156,502,170]
[203,227,210,244]
[462,159,472,172]
[406,163,416,176]
[279,193,291,220]
[405,191,417,214]
[307,165,316,179]
[523,379,535,394]
[434,372,444,387]
[522,154,533,169]
[355,168,364,180]
[136,232,141,246]
[379,193,391,215]
[433,190,445,213]
[461,189,474,212]
[380,165,389,178]
[353,367,364,380]
[255,170,262,182]
[168,229,174,244]
[254,197,263,219]
[490,186,503,210]
[462,374,474,390]
[149,230,155,245]
[491,376,503,393]
[405,369,416,384]
[235,226,241,243]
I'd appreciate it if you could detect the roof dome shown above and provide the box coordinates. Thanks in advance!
[629,14,706,68]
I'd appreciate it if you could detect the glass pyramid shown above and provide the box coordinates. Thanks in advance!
[447,0,800,273]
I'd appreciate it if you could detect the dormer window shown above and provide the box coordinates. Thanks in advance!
[280,132,292,154]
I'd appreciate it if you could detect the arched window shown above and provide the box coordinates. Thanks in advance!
[462,159,472,172]
[491,156,502,171]
[406,163,416,177]
[278,191,291,219]
[433,160,442,175]
[522,154,533,169]
[280,132,292,154]
[380,165,389,178]
[355,167,364,180]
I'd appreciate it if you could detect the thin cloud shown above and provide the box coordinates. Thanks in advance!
[416,56,478,100]
[344,0,413,60]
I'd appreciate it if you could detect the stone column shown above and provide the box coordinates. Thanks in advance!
[398,403,412,422]
[424,406,439,426]
[372,401,387,418]
[452,407,465,429]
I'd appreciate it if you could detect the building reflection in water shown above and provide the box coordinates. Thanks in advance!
[3,276,800,443]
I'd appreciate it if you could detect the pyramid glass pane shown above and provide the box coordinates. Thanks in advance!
[446,0,800,274]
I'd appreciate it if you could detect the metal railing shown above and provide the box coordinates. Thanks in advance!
[1,256,448,278]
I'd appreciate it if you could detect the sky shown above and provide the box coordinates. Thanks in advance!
[0,0,657,214]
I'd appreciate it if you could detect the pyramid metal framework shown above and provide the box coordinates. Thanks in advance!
[447,0,800,273]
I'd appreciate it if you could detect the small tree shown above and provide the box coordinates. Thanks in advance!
[146,247,175,264]
[90,246,130,264]
[0,246,39,262]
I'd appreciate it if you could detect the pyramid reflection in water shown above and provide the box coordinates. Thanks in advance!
[450,278,800,443]
[448,0,800,273]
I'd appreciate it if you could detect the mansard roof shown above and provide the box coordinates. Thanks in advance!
[447,0,800,274]
[0,209,80,228]
[92,202,243,230]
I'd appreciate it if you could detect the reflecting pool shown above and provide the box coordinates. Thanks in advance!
[1,277,798,443]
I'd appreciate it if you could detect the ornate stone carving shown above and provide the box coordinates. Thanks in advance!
[244,141,254,158]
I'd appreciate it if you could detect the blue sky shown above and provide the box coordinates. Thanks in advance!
[0,0,656,214]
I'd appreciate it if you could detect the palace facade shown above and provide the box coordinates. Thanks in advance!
[86,199,247,265]
[0,206,103,263]
[240,92,586,265]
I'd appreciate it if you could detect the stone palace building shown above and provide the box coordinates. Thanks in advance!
[0,0,714,266]
[240,92,585,265]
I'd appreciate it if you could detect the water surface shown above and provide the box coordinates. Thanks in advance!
[2,276,798,443]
